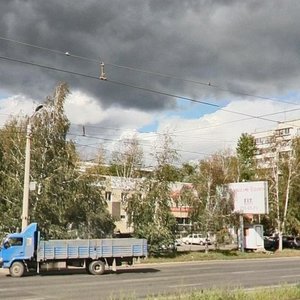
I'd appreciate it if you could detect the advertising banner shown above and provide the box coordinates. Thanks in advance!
[228,181,268,214]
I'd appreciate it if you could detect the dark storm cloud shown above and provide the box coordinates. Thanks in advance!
[1,0,300,111]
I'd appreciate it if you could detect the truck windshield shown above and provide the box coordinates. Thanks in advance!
[2,237,23,249]
[9,237,23,246]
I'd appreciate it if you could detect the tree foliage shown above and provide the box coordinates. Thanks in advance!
[0,118,26,234]
[191,150,238,241]
[126,134,178,254]
[288,137,300,234]
[256,134,300,250]
[236,133,257,181]
[110,136,143,178]
[0,83,114,238]
[1,83,300,253]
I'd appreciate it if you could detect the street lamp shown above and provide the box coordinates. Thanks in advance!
[21,104,44,231]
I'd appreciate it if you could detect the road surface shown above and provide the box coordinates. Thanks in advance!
[0,257,299,299]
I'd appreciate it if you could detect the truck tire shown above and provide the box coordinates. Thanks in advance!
[9,261,25,277]
[88,260,105,275]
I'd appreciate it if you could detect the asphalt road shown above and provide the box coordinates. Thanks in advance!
[0,257,299,299]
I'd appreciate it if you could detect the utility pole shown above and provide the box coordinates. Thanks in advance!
[21,105,44,231]
[239,214,244,252]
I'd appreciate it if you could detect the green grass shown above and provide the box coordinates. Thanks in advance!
[145,248,300,264]
[145,285,300,300]
[111,250,300,300]
[109,285,300,300]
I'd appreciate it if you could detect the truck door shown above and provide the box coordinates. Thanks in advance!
[3,237,25,264]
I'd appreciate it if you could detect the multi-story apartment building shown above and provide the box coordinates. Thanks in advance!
[77,162,194,234]
[94,175,194,234]
[252,119,300,168]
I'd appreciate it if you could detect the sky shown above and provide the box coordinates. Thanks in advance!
[1,0,300,166]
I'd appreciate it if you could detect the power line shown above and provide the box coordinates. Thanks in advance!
[69,130,233,146]
[1,35,299,106]
[0,55,98,80]
[101,80,288,124]
[0,36,98,63]
[68,132,211,157]
[68,103,300,139]
[105,64,299,106]
[171,106,300,135]
[0,54,285,125]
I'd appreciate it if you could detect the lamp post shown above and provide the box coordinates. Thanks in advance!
[21,105,44,231]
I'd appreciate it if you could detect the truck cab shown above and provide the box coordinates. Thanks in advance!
[0,223,38,276]
[0,223,147,277]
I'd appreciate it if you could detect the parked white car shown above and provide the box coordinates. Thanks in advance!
[175,238,183,246]
[182,233,210,245]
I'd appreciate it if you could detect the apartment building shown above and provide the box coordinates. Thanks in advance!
[252,119,300,168]
[77,160,196,234]
[94,176,194,234]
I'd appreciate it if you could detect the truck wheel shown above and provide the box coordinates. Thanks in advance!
[88,260,105,275]
[9,261,25,277]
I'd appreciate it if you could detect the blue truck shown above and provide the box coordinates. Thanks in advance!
[0,223,147,277]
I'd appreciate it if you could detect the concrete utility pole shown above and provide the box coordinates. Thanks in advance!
[21,105,44,231]
[239,214,244,252]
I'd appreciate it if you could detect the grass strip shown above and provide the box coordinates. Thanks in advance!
[145,249,300,264]
[145,284,300,300]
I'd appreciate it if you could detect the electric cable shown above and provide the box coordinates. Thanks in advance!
[1,35,299,106]
[0,55,284,124]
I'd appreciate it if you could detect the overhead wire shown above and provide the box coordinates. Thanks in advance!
[68,132,210,156]
[0,35,299,106]
[0,54,288,125]
[1,54,300,155]
[1,37,300,161]
[69,103,300,139]
[170,106,300,135]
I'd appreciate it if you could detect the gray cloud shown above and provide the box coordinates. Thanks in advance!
[1,0,300,112]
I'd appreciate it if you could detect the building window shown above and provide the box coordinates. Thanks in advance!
[105,191,112,201]
[277,128,290,136]
[121,192,128,203]
[255,138,262,145]
[284,128,290,135]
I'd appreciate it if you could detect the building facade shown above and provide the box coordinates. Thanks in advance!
[252,119,300,168]
[96,176,194,234]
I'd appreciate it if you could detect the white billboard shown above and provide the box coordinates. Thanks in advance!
[228,181,268,214]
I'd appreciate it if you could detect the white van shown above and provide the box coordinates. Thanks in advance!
[182,233,210,245]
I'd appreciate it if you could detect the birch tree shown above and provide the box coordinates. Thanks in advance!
[0,118,27,234]
[0,83,114,238]
[110,136,143,178]
[126,134,178,254]
[191,150,238,248]
[261,134,300,250]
